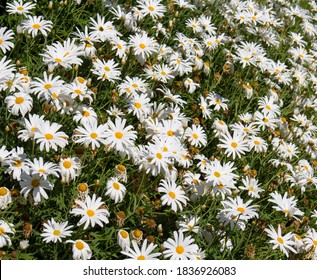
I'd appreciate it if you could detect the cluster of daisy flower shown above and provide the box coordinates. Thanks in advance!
[1,0,317,260]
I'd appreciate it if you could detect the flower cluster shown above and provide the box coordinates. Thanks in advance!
[1,0,317,260]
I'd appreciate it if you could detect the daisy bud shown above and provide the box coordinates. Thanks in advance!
[121,58,126,65]
[17,25,23,35]
[47,63,55,73]
[115,164,127,183]
[116,211,126,227]
[10,189,19,197]
[86,78,92,87]
[77,183,88,192]
[5,126,10,132]
[74,64,79,71]
[60,178,67,185]
[0,187,12,209]
[23,223,33,239]
[117,230,130,251]
[223,61,234,74]
[19,240,29,250]
[147,235,155,243]
[246,244,255,259]
[48,1,53,9]
[169,20,173,28]
[157,224,163,233]
[147,219,156,229]
[10,251,17,259]
[131,229,143,244]
[175,11,179,17]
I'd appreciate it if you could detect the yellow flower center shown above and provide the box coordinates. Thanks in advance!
[14,160,23,167]
[31,178,40,188]
[0,228,5,235]
[137,255,145,260]
[192,133,198,139]
[134,102,142,109]
[86,209,95,217]
[133,229,142,239]
[45,133,54,140]
[82,110,90,117]
[115,131,123,139]
[75,241,84,250]
[120,230,128,239]
[44,83,52,89]
[156,153,162,159]
[117,43,122,50]
[55,58,62,63]
[0,187,8,196]
[53,230,61,236]
[295,234,301,240]
[167,130,174,136]
[139,43,146,49]
[117,165,126,172]
[214,171,221,178]
[313,240,317,246]
[161,71,166,76]
[148,6,155,12]
[266,105,271,110]
[77,77,85,84]
[78,183,88,192]
[74,89,82,95]
[113,182,120,190]
[38,169,46,173]
[254,140,261,145]
[32,23,41,29]
[277,237,284,244]
[169,191,176,199]
[132,83,138,88]
[231,142,238,148]
[104,66,110,72]
[90,132,98,139]
[62,160,72,169]
[15,96,24,104]
[17,6,24,11]
[176,245,185,254]
[237,207,245,213]
[51,92,58,99]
